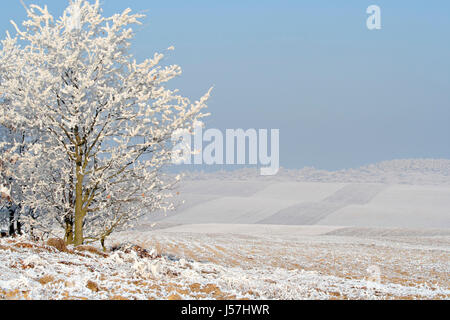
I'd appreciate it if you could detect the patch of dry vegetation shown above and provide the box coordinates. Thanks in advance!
[1,234,449,300]
[120,232,449,300]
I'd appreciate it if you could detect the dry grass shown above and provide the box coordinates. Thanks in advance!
[127,232,449,300]
[1,233,448,300]
[75,245,108,258]
[47,238,67,252]
[86,281,100,292]
[38,275,55,286]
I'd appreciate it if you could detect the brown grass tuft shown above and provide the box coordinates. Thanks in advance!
[38,275,55,286]
[201,284,222,296]
[167,293,182,300]
[86,280,100,292]
[14,242,35,249]
[47,238,67,252]
[75,245,108,258]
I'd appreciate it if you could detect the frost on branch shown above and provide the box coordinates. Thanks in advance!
[0,0,211,246]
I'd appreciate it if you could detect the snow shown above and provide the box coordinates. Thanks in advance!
[317,184,450,228]
[110,227,449,300]
[0,0,211,244]
[0,0,446,301]
[164,196,300,224]
[0,185,10,198]
[183,159,450,186]
[151,224,343,236]
[146,180,450,229]
[252,182,347,202]
[1,233,448,300]
[1,159,449,300]
[133,161,450,231]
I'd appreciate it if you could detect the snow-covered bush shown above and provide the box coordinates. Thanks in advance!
[0,0,211,246]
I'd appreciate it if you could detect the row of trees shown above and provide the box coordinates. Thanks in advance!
[0,0,210,248]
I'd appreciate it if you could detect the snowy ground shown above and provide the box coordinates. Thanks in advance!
[0,228,448,300]
[144,160,450,229]
[111,225,450,300]
[0,160,449,300]
[145,181,450,229]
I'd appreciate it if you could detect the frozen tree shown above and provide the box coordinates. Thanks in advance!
[0,96,27,237]
[0,138,14,235]
[0,0,211,247]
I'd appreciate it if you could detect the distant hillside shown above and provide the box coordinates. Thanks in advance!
[182,159,450,185]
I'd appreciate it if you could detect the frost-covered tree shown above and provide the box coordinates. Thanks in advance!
[0,0,210,247]
[0,97,27,237]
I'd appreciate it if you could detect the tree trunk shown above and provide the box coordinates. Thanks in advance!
[65,215,74,245]
[16,205,22,236]
[16,220,22,235]
[8,206,15,237]
[101,237,106,252]
[74,177,85,246]
[74,213,83,246]
[73,147,85,246]
[73,126,87,247]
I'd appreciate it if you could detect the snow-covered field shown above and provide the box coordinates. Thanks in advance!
[1,160,449,300]
[1,228,448,300]
[144,159,450,229]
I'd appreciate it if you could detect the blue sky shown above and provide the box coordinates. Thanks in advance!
[1,1,449,170]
